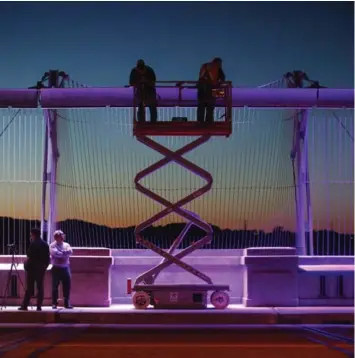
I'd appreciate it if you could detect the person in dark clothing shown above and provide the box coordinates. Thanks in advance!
[197,57,226,123]
[129,59,158,123]
[19,228,50,311]
[284,70,325,89]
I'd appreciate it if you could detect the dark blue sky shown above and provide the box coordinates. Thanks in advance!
[0,2,353,232]
[0,2,353,89]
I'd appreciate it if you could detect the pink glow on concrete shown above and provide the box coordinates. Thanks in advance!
[242,247,299,307]
[0,247,353,308]
[0,305,352,326]
[299,265,354,271]
[71,247,111,256]
[0,304,353,314]
[0,248,112,307]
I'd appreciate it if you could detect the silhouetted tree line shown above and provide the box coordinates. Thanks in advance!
[0,217,353,256]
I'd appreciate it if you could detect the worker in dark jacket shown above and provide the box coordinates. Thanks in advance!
[19,228,50,311]
[284,70,325,89]
[129,59,158,123]
[197,57,226,123]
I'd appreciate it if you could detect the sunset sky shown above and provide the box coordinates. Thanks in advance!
[0,2,353,234]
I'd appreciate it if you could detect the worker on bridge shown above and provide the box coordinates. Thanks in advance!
[284,70,325,89]
[197,57,226,124]
[129,60,158,123]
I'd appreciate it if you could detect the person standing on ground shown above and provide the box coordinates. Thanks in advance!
[50,230,73,309]
[19,228,50,311]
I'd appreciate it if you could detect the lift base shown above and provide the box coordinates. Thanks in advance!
[132,284,230,310]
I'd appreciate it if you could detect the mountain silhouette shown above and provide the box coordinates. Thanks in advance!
[0,217,353,256]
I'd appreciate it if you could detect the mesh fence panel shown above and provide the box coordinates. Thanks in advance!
[54,107,295,249]
[0,106,353,255]
[307,108,354,255]
[0,108,44,254]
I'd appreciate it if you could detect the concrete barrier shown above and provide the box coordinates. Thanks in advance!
[0,247,353,307]
[241,247,299,307]
[298,265,354,306]
[111,253,243,304]
[0,248,112,307]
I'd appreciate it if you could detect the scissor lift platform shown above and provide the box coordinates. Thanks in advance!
[133,284,230,310]
[133,121,232,137]
[131,80,233,310]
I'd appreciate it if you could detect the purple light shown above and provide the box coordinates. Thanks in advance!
[0,87,353,108]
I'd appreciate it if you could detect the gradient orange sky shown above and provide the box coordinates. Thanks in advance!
[0,107,353,234]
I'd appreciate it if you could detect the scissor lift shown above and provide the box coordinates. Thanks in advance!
[130,81,233,309]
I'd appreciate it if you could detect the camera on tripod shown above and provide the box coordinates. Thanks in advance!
[1,242,25,310]
[7,243,17,255]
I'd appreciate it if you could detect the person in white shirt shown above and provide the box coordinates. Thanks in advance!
[50,230,73,309]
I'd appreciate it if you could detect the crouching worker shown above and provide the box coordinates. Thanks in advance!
[284,70,325,88]
[50,230,73,309]
[129,59,158,123]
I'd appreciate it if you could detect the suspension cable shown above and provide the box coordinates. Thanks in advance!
[0,109,21,140]
[257,78,285,88]
[331,110,354,143]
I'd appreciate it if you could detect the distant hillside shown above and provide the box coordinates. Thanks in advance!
[0,217,353,256]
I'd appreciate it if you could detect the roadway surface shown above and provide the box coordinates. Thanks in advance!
[0,325,353,358]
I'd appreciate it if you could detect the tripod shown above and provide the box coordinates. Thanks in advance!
[1,245,26,310]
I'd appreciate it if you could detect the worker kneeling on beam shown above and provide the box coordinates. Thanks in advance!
[197,57,226,124]
[129,59,158,123]
[284,70,325,89]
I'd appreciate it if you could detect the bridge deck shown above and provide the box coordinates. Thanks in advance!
[0,323,353,358]
[0,305,353,326]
